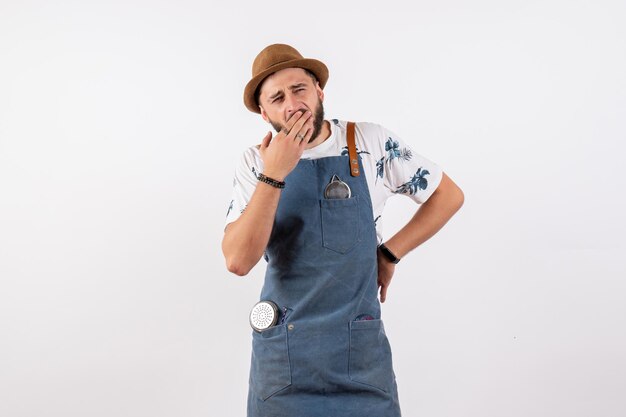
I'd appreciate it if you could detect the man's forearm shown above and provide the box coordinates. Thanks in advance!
[222,182,282,276]
[384,172,464,258]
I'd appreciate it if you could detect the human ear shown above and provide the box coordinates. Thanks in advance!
[259,106,269,123]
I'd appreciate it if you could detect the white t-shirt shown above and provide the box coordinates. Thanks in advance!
[225,119,443,243]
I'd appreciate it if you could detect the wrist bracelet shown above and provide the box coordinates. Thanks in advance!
[257,173,285,189]
[378,243,401,264]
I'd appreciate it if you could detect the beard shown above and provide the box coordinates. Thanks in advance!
[268,99,325,144]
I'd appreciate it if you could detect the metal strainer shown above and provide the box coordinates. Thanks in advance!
[324,175,351,199]
[249,300,279,332]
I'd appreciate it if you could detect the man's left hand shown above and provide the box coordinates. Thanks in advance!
[377,249,396,303]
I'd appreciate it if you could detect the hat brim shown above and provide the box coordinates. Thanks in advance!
[244,58,329,114]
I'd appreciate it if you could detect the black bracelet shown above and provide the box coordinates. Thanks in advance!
[378,243,401,264]
[257,173,285,189]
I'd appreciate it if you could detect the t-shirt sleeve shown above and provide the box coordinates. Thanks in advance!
[225,147,262,226]
[379,126,443,204]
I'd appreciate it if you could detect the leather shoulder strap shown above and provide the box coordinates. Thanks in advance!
[347,122,360,177]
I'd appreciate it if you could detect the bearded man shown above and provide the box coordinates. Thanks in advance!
[222,44,464,417]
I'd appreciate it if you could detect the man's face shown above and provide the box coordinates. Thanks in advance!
[258,67,325,143]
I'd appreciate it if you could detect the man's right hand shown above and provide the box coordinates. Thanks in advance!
[259,110,313,181]
[222,110,314,276]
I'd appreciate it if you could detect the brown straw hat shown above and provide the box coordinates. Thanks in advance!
[244,44,329,113]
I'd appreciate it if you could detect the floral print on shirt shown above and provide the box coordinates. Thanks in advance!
[375,137,414,183]
[395,167,430,195]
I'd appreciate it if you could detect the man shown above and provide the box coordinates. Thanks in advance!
[222,44,464,417]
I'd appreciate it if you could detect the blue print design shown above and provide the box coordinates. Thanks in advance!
[226,199,234,217]
[385,137,412,162]
[385,138,401,160]
[378,137,413,183]
[395,167,430,195]
[375,157,384,182]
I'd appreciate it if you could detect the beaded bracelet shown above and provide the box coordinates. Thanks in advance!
[257,173,285,189]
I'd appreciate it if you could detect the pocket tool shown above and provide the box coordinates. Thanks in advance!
[324,175,351,199]
[249,300,279,332]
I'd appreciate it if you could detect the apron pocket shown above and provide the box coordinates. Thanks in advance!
[349,319,394,392]
[320,197,361,254]
[250,325,292,401]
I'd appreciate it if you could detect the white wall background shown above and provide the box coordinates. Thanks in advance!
[1,1,625,416]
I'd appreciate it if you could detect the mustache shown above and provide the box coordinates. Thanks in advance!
[267,100,325,144]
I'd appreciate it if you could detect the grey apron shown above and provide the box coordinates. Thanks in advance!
[247,122,401,417]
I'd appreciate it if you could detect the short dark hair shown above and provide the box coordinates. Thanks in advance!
[254,68,318,109]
